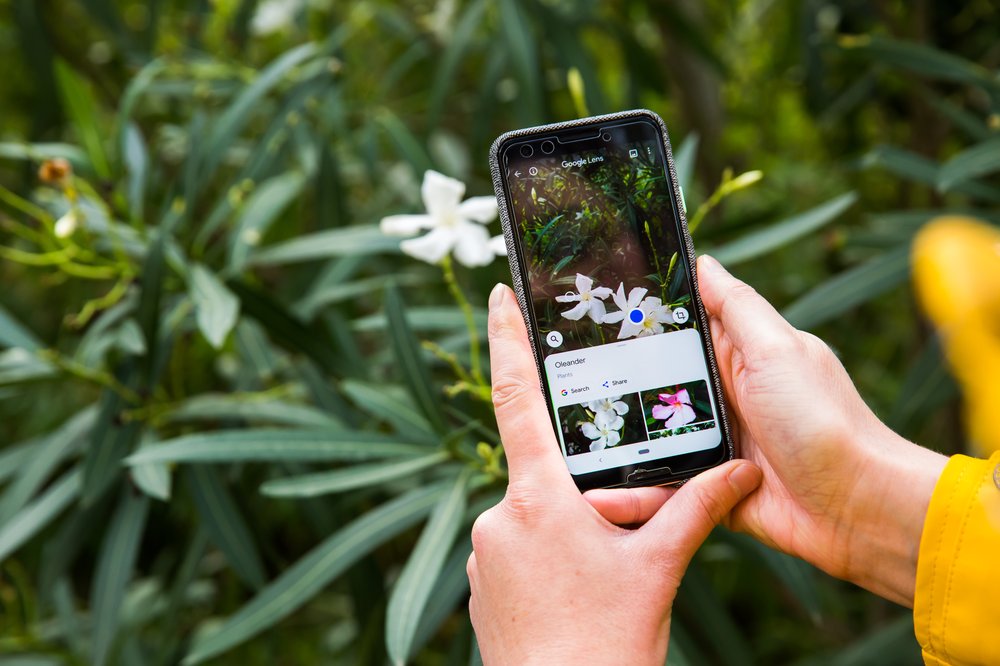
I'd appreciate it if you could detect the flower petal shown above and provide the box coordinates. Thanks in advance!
[574,273,594,295]
[561,301,590,320]
[452,221,494,267]
[605,430,621,448]
[556,292,582,303]
[663,404,697,428]
[651,404,671,420]
[489,235,508,256]
[458,196,498,224]
[627,287,649,308]
[590,287,613,299]
[380,214,435,236]
[587,298,607,323]
[612,400,629,415]
[589,438,607,452]
[675,389,691,406]
[400,227,455,265]
[421,170,465,218]
[603,310,626,324]
[580,421,601,439]
[617,320,642,339]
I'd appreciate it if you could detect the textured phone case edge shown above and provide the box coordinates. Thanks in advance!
[488,109,736,486]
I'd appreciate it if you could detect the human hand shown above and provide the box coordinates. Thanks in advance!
[468,283,762,666]
[586,255,947,607]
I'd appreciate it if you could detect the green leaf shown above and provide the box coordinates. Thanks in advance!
[229,171,307,272]
[386,470,470,665]
[840,34,999,92]
[294,272,428,320]
[341,379,433,438]
[122,123,149,223]
[378,109,433,174]
[0,305,41,351]
[939,135,1000,192]
[129,454,172,503]
[888,338,957,434]
[162,393,343,429]
[199,42,319,185]
[797,614,919,666]
[91,492,149,666]
[260,452,449,498]
[0,408,96,524]
[497,0,543,122]
[0,142,90,167]
[248,225,403,267]
[125,430,430,466]
[189,264,241,349]
[428,0,488,124]
[0,468,81,563]
[782,245,911,330]
[711,193,857,266]
[82,380,139,506]
[0,348,56,385]
[863,145,1000,203]
[188,466,267,590]
[353,306,487,334]
[183,482,448,665]
[673,133,699,196]
[385,283,445,431]
[410,538,473,658]
[53,59,111,179]
[746,538,822,623]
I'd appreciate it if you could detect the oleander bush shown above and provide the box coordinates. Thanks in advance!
[0,1,997,664]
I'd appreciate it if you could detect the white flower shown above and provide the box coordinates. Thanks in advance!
[586,395,629,422]
[580,409,624,452]
[251,0,302,36]
[602,283,649,339]
[616,296,673,339]
[380,170,504,268]
[54,211,78,239]
[556,274,612,322]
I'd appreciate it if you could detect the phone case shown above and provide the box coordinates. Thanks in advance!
[488,109,735,486]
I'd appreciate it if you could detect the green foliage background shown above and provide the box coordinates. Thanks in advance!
[1,0,998,664]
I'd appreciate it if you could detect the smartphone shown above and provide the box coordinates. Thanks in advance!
[489,109,734,491]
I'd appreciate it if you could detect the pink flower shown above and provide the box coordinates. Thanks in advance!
[650,389,696,429]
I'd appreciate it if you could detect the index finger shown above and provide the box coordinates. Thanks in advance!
[487,283,574,488]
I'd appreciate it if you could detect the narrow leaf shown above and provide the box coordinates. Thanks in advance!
[386,471,470,665]
[939,135,1000,192]
[189,264,240,349]
[260,452,449,498]
[229,171,306,272]
[385,283,445,431]
[125,430,429,466]
[123,123,149,223]
[840,34,999,91]
[411,538,473,658]
[162,393,342,429]
[188,467,267,590]
[91,492,149,666]
[673,133,699,196]
[53,59,111,178]
[249,225,402,267]
[782,245,910,329]
[183,483,448,664]
[341,379,433,438]
[711,193,857,266]
[0,304,42,351]
[0,468,81,563]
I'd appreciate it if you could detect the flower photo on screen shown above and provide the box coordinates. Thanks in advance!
[557,393,645,456]
[507,143,697,357]
[640,380,716,439]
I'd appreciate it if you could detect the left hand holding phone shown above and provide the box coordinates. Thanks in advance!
[468,282,763,666]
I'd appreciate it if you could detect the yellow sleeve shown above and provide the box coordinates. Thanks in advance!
[914,451,1000,665]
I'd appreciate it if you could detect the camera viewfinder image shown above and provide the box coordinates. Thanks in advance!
[509,138,695,357]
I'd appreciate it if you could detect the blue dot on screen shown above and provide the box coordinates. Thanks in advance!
[629,308,644,324]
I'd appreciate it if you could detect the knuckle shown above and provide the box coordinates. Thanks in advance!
[490,372,533,413]
[470,507,499,552]
[501,482,549,526]
[466,552,477,582]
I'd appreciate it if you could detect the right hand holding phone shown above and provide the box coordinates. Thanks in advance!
[586,255,947,607]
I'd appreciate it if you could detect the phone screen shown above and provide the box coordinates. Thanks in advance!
[497,116,727,488]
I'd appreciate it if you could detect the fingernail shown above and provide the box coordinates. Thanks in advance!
[728,462,762,497]
[489,283,507,310]
[699,254,722,274]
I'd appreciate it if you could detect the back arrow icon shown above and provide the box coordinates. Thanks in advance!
[514,170,522,177]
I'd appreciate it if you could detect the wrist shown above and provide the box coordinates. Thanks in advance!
[840,425,947,606]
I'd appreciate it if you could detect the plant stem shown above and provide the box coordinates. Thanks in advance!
[441,256,485,386]
[39,350,141,404]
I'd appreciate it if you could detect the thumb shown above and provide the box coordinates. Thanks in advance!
[636,460,761,564]
[487,283,574,489]
[696,255,796,352]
